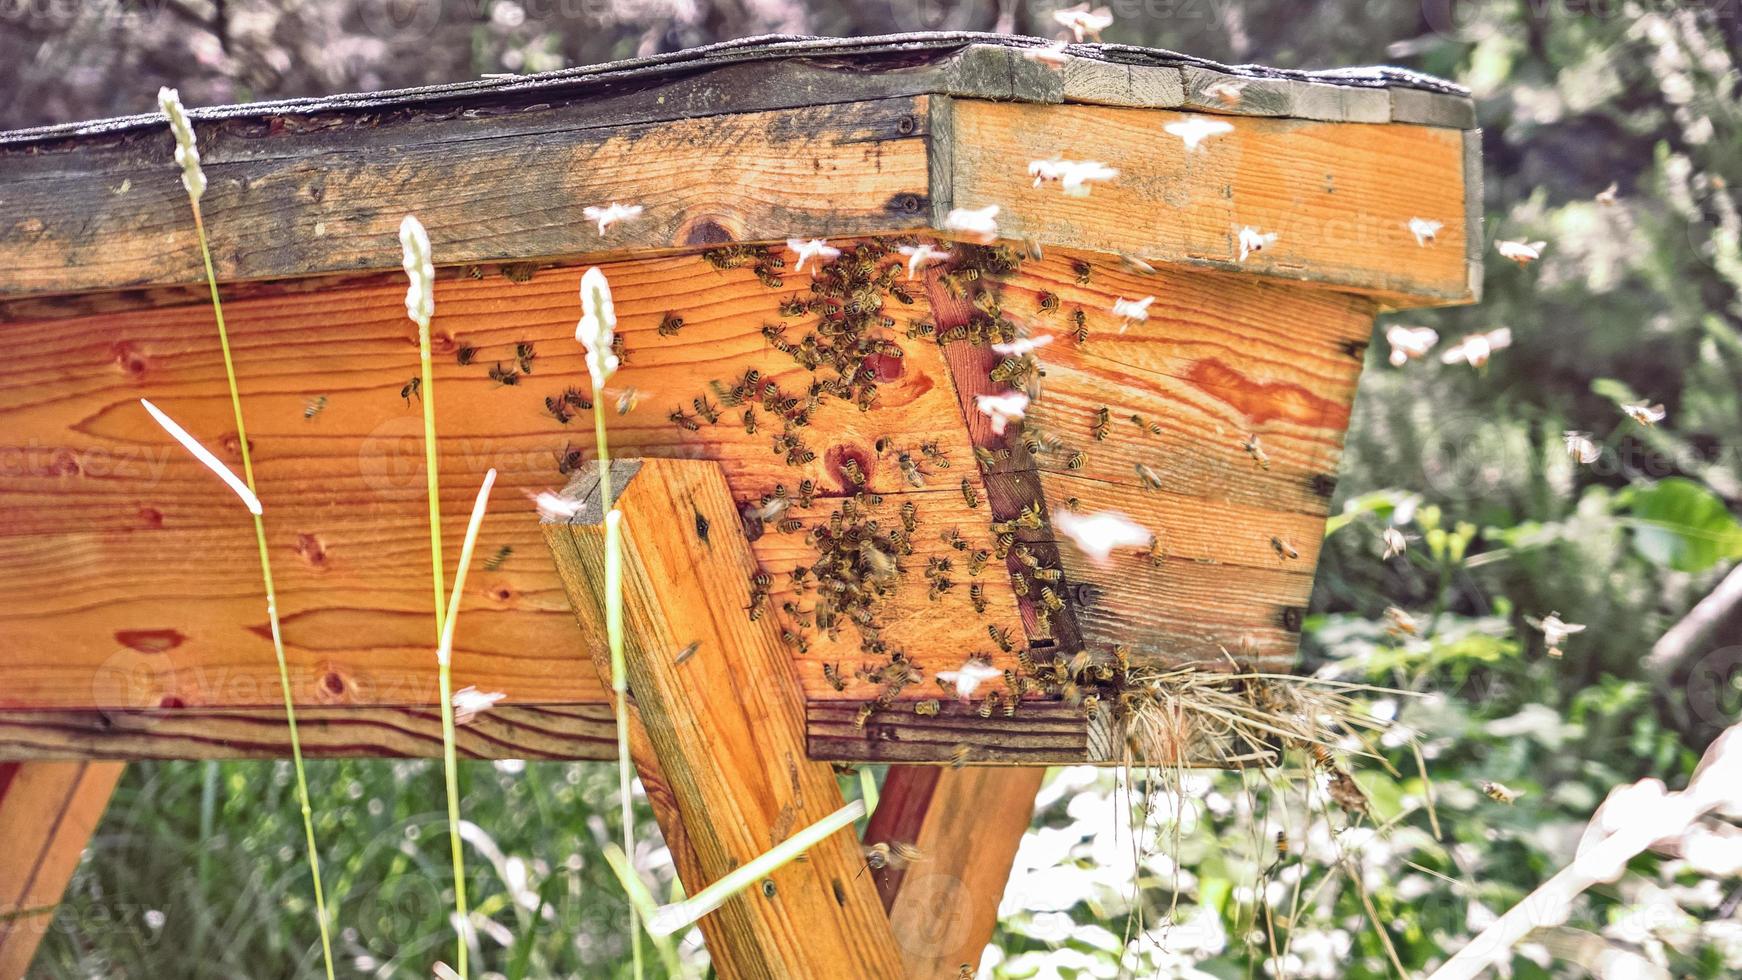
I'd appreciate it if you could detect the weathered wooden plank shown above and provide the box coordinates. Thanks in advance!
[0,97,934,299]
[542,459,903,978]
[939,98,1474,304]
[808,700,1088,764]
[864,766,1044,977]
[0,760,124,978]
[0,706,617,761]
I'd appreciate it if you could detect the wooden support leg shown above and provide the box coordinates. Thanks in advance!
[542,459,903,979]
[866,766,1045,978]
[0,761,124,979]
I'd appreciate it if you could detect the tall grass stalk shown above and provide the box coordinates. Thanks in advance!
[156,88,335,980]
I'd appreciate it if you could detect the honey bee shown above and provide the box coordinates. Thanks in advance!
[900,501,918,533]
[957,965,974,980]
[674,641,701,665]
[1072,259,1092,285]
[1242,433,1271,469]
[1033,566,1061,582]
[973,446,1010,468]
[969,582,988,613]
[610,334,627,365]
[483,544,512,571]
[515,341,536,375]
[978,692,1001,718]
[897,453,925,488]
[1067,451,1084,470]
[823,662,846,691]
[487,363,519,387]
[555,442,583,476]
[921,441,950,469]
[1091,407,1111,441]
[303,395,328,421]
[1039,587,1064,611]
[960,478,980,508]
[988,624,1014,652]
[853,703,874,729]
[562,386,593,411]
[1037,290,1060,315]
[797,479,817,508]
[669,408,701,432]
[949,744,973,768]
[1480,781,1522,804]
[1274,829,1290,858]
[914,699,940,717]
[401,376,423,404]
[1135,462,1163,490]
[1129,413,1162,436]
[685,395,715,425]
[967,550,990,576]
[657,312,684,337]
[742,408,758,434]
[840,457,866,487]
[455,343,478,366]
[615,387,642,415]
[940,527,968,551]
[1271,536,1300,560]
[1146,536,1165,568]
[1070,308,1088,342]
[862,841,924,873]
[544,395,574,425]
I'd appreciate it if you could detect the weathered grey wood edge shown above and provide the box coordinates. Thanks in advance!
[1464,128,1486,304]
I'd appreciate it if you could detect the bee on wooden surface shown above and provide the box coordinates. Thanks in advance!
[906,319,936,341]
[561,386,593,411]
[610,334,627,365]
[776,517,803,534]
[1091,407,1111,441]
[1033,566,1062,582]
[797,479,817,508]
[1017,502,1044,530]
[1242,433,1271,469]
[1135,462,1163,490]
[1012,545,1041,570]
[972,447,1009,468]
[1037,290,1060,315]
[914,699,940,717]
[978,692,1002,718]
[1146,536,1165,568]
[969,582,988,613]
[487,363,519,387]
[1066,451,1084,470]
[692,395,720,425]
[900,501,918,533]
[1481,781,1522,804]
[926,578,954,602]
[455,343,478,366]
[515,341,536,375]
[669,408,701,432]
[544,395,574,425]
[755,265,784,289]
[967,550,990,576]
[897,453,925,488]
[920,441,950,469]
[656,312,684,337]
[674,641,701,665]
[740,408,757,434]
[555,442,583,476]
[1129,413,1162,436]
[1079,691,1100,715]
[303,395,328,421]
[1072,259,1092,285]
[988,624,1014,652]
[483,545,512,571]
[1039,587,1064,612]
[822,662,846,691]
[853,703,874,729]
[1271,536,1299,560]
[840,457,866,487]
[778,295,808,317]
[999,537,1018,565]
[401,375,423,405]
[949,744,973,768]
[960,478,980,509]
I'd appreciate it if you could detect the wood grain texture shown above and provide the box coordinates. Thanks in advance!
[939,98,1474,305]
[865,766,1044,979]
[0,97,933,299]
[542,459,903,978]
[0,760,124,979]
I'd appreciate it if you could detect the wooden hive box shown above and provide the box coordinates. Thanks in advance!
[0,33,1479,769]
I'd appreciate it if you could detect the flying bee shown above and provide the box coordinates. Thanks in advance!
[988,624,1014,652]
[969,582,988,613]
[487,363,519,387]
[862,841,924,875]
[674,641,701,665]
[555,442,583,476]
[742,408,758,434]
[949,744,972,768]
[1135,462,1163,490]
[1242,433,1271,469]
[514,341,536,374]
[483,545,512,571]
[897,453,925,488]
[1091,407,1111,441]
[822,662,846,691]
[1274,829,1290,859]
[455,343,478,366]
[914,699,940,717]
[544,395,574,424]
[401,376,423,405]
[1037,290,1060,315]
[669,408,701,432]
[1481,781,1522,804]
[692,395,720,424]
[303,395,328,421]
[1129,413,1162,436]
[900,501,918,533]
[614,387,642,415]
[960,478,980,508]
[656,312,684,337]
[853,703,874,729]
[1271,536,1299,560]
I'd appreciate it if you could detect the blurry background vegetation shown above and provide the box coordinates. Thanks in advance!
[7,0,1742,976]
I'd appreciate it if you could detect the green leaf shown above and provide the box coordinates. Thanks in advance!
[1620,477,1742,572]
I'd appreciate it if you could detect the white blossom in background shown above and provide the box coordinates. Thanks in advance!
[399,215,434,328]
[452,686,506,726]
[1496,238,1547,264]
[897,243,949,279]
[1052,508,1151,563]
[1440,327,1512,368]
[937,657,1002,700]
[1028,158,1119,197]
[1407,217,1443,246]
[785,237,840,274]
[139,398,262,515]
[992,334,1054,357]
[1382,526,1409,560]
[944,205,1000,244]
[157,87,206,202]
[974,391,1029,435]
[582,202,643,235]
[1563,431,1601,465]
[1623,401,1667,426]
[1385,324,1439,366]
[1112,295,1153,329]
[1052,3,1112,41]
[575,266,618,389]
[1237,225,1277,261]
[1163,117,1233,152]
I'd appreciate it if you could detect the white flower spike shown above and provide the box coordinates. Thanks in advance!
[1237,226,1277,262]
[897,243,950,279]
[944,205,1000,244]
[1164,117,1233,152]
[582,203,643,235]
[1052,508,1152,564]
[1028,158,1119,197]
[1407,217,1443,246]
[1052,3,1113,41]
[399,215,434,329]
[1496,239,1547,265]
[786,237,841,274]
[992,334,1054,357]
[452,686,506,726]
[1385,325,1439,366]
[937,657,1002,701]
[974,392,1029,435]
[1440,327,1512,368]
[157,87,206,202]
[575,267,619,389]
[140,398,262,516]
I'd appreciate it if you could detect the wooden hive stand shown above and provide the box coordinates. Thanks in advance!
[0,32,1478,978]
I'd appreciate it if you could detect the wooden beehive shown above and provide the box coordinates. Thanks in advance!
[0,33,1479,768]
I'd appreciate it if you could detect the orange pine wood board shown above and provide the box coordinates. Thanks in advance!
[0,760,124,978]
[937,98,1476,305]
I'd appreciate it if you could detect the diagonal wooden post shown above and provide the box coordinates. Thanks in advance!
[0,761,124,979]
[865,766,1043,977]
[541,459,903,979]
